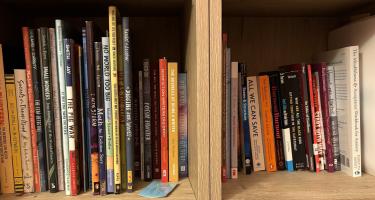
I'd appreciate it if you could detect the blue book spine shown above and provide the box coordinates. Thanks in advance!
[241,82,252,175]
[178,73,188,178]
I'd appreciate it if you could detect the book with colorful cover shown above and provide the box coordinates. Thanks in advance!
[178,73,188,178]
[159,58,168,183]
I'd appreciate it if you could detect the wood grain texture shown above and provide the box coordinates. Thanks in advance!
[0,178,194,199]
[223,17,339,75]
[223,171,375,200]
[209,0,222,198]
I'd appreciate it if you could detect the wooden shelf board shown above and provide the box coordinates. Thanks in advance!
[223,171,375,200]
[1,178,195,200]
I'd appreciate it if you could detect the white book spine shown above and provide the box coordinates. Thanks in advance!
[230,62,238,179]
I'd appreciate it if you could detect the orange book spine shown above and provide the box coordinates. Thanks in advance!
[22,27,41,192]
[168,62,178,182]
[159,58,168,183]
[259,75,277,172]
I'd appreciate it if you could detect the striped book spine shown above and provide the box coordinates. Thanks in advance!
[5,74,24,193]
[159,58,168,183]
[55,19,71,195]
[22,27,41,192]
[30,29,48,191]
[109,6,121,193]
[143,59,152,181]
[178,73,188,178]
[168,62,179,182]
[102,37,114,193]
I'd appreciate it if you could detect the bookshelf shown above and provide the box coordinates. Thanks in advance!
[210,0,375,199]
[0,0,210,199]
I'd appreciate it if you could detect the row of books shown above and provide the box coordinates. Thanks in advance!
[221,33,361,180]
[0,6,188,196]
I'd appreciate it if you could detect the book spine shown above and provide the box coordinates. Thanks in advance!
[31,29,47,192]
[279,72,294,172]
[168,62,179,182]
[49,28,65,191]
[317,65,335,172]
[64,39,78,196]
[178,73,188,178]
[230,62,238,179]
[94,42,106,195]
[312,72,325,171]
[109,6,121,193]
[81,27,91,191]
[151,67,161,179]
[159,58,168,183]
[259,75,277,172]
[240,69,252,175]
[39,28,58,192]
[133,73,141,179]
[5,74,24,193]
[139,71,145,181]
[22,27,41,192]
[122,17,134,192]
[143,59,152,181]
[225,48,231,178]
[85,21,100,195]
[327,66,340,171]
[221,34,227,181]
[238,70,244,174]
[102,37,113,193]
[268,73,285,170]
[246,76,265,171]
[55,20,71,194]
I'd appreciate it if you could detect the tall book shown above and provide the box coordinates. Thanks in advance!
[95,42,106,195]
[168,62,179,182]
[178,73,188,178]
[221,34,229,180]
[102,37,114,193]
[49,28,65,190]
[55,19,71,194]
[143,59,152,181]
[230,62,239,179]
[30,29,48,192]
[151,66,161,180]
[85,21,100,194]
[14,69,34,192]
[133,72,141,179]
[139,71,145,181]
[5,74,24,194]
[159,58,168,183]
[38,27,58,192]
[64,39,79,195]
[122,17,134,192]
[22,27,41,192]
[225,48,231,179]
[109,6,121,193]
[258,75,277,172]
[315,46,361,177]
[246,76,265,172]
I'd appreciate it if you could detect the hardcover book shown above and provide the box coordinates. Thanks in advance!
[143,59,153,181]
[159,58,168,183]
[178,73,188,178]
[231,62,239,179]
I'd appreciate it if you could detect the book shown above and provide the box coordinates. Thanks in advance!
[55,19,71,194]
[14,69,34,192]
[246,76,265,172]
[85,21,100,194]
[327,66,341,171]
[30,29,48,192]
[258,75,277,172]
[178,73,188,178]
[108,6,121,193]
[133,72,141,179]
[221,34,229,180]
[49,28,65,190]
[5,74,24,194]
[159,58,168,183]
[231,62,239,179]
[102,37,114,193]
[225,48,231,179]
[139,71,145,181]
[238,69,244,174]
[22,27,41,192]
[38,27,58,192]
[143,59,152,181]
[151,66,161,180]
[168,62,179,182]
[315,46,361,177]
[122,17,134,192]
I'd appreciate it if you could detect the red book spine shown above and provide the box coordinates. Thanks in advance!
[22,27,41,192]
[307,65,320,173]
[316,64,335,172]
[312,71,324,171]
[159,58,168,183]
[70,150,78,196]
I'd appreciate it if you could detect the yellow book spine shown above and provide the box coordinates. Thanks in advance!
[5,74,24,193]
[168,62,179,182]
[0,45,15,194]
[109,5,121,193]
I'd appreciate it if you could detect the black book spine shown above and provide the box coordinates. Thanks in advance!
[38,27,58,192]
[30,29,47,192]
[142,59,152,181]
[95,42,106,195]
[133,72,141,179]
[151,66,160,179]
[122,17,134,192]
